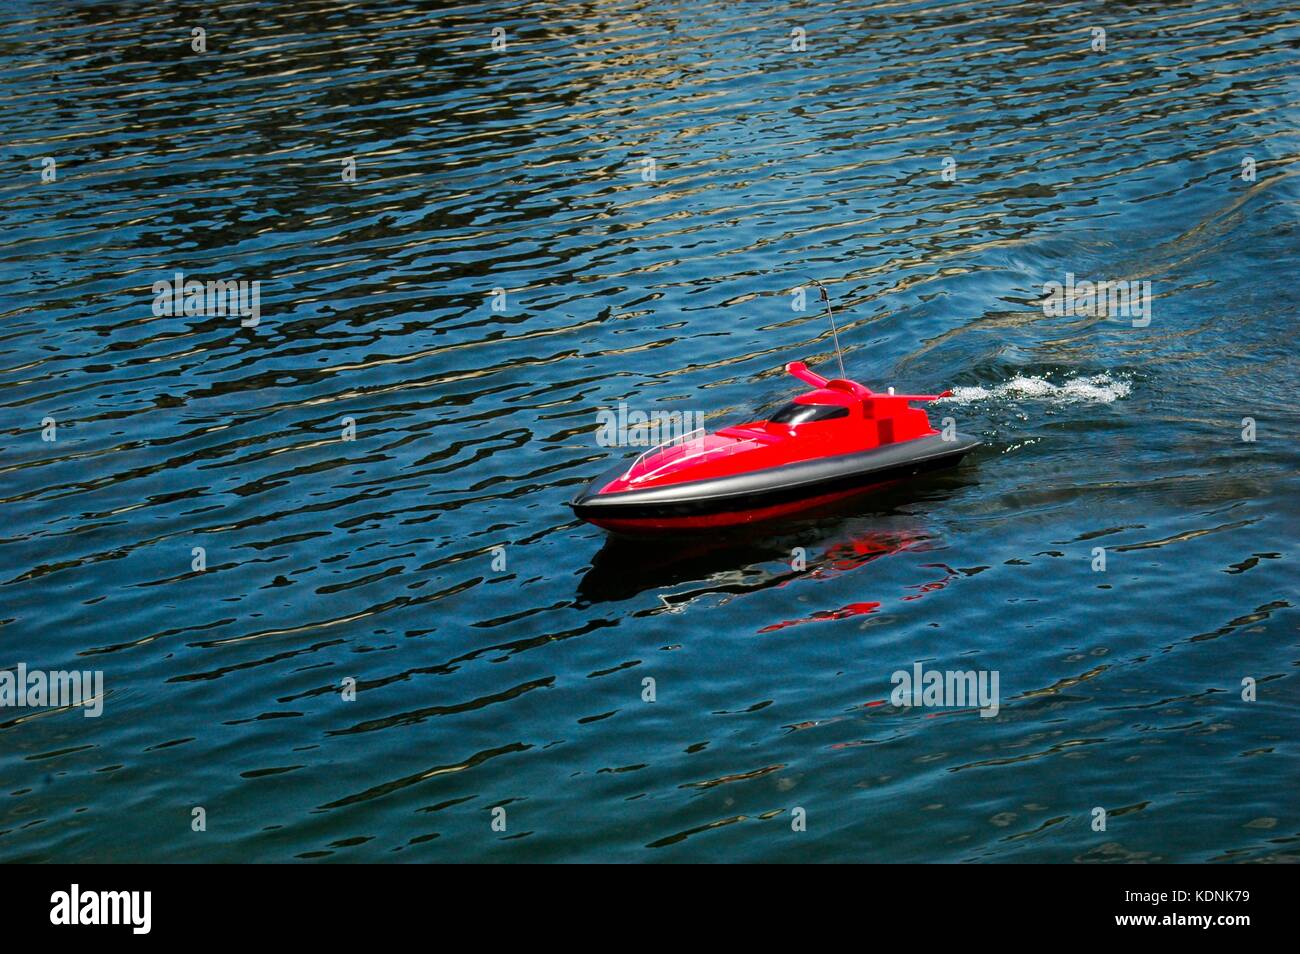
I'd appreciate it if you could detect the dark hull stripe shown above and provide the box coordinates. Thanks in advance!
[570,438,977,520]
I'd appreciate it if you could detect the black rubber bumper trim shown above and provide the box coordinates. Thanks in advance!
[568,434,980,519]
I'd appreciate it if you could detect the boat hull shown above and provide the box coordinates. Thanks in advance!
[569,433,980,533]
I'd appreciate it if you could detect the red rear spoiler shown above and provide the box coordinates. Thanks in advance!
[785,361,949,401]
[883,391,952,401]
[785,361,829,388]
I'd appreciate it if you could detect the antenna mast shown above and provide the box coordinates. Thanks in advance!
[805,278,846,379]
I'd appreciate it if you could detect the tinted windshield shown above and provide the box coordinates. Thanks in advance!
[769,402,849,425]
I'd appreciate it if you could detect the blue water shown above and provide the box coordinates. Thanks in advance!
[1,0,1297,862]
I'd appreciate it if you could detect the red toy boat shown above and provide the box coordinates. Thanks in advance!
[570,361,979,534]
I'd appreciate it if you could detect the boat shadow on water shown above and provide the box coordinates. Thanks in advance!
[574,471,980,607]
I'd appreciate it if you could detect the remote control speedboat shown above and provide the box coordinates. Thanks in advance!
[569,361,979,534]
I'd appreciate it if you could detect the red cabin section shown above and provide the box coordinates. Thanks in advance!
[601,362,951,493]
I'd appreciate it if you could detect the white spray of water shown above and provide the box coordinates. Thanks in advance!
[938,373,1131,406]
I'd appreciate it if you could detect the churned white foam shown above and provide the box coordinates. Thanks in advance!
[941,373,1131,405]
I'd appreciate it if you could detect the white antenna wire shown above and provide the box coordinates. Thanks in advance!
[798,277,846,379]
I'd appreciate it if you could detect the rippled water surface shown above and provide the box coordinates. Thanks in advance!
[2,0,1297,862]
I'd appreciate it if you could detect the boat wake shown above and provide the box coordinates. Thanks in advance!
[939,373,1131,406]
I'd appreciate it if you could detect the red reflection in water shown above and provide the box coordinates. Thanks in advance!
[757,600,881,633]
[757,530,936,633]
[901,563,957,601]
[814,532,926,575]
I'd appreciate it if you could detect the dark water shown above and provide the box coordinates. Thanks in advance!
[2,0,1297,862]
